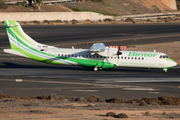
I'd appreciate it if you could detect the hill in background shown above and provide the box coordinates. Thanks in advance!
[64,0,175,16]
[0,0,178,16]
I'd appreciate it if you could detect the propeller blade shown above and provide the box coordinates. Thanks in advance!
[117,45,122,59]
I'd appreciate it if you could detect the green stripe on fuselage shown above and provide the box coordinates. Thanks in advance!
[7,24,116,69]
[10,43,65,65]
[165,58,176,63]
[61,57,116,69]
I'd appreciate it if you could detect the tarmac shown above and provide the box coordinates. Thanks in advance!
[0,24,180,99]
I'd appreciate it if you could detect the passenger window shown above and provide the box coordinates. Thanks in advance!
[138,57,140,60]
[131,57,133,59]
[163,56,165,58]
[128,57,130,59]
[100,56,102,58]
[125,57,126,59]
[160,55,162,58]
[142,57,144,60]
[135,57,137,60]
[68,55,70,57]
[71,55,74,57]
[75,55,77,57]
[62,54,63,57]
[121,57,123,59]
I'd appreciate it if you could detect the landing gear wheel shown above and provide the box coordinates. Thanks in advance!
[94,67,98,71]
[98,67,102,71]
[163,68,168,73]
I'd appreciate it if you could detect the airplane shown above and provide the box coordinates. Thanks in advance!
[3,20,177,72]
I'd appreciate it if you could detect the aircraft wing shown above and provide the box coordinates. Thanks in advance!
[89,43,119,57]
[89,43,106,53]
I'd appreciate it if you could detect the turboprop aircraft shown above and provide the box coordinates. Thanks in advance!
[3,20,177,72]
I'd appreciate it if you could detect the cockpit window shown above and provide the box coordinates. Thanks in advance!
[159,55,169,59]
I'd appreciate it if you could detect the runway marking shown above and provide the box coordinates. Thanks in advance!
[0,79,177,91]
[96,78,180,83]
[73,90,99,92]
[15,79,23,82]
[123,87,159,91]
[148,92,160,94]
[0,79,128,88]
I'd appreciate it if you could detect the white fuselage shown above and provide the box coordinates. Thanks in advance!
[31,47,176,69]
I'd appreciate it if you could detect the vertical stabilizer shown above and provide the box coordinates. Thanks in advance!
[5,20,36,49]
[4,20,56,49]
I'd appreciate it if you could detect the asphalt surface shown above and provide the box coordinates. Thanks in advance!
[1,23,180,49]
[0,24,180,99]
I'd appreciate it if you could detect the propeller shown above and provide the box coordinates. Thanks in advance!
[116,45,122,66]
[117,45,122,59]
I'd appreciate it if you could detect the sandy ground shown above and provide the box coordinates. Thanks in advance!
[0,99,180,120]
[127,41,180,64]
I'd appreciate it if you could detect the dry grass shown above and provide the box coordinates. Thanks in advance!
[85,94,106,102]
[1,16,180,26]
[105,112,116,117]
[0,93,180,120]
[1,92,180,106]
[110,97,125,103]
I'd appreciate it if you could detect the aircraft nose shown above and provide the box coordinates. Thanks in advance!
[169,60,177,67]
[166,58,177,67]
[172,61,177,67]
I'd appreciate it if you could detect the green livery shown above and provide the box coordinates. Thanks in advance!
[128,52,157,57]
[3,20,177,72]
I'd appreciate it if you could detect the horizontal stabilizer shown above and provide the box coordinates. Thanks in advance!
[4,49,28,58]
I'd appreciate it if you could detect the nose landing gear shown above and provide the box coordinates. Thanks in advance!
[163,68,168,73]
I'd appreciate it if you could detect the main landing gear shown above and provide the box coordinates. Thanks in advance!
[94,67,102,71]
